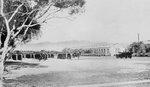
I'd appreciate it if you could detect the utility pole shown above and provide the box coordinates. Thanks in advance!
[138,33,140,43]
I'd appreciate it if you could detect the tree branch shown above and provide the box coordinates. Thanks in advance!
[23,19,35,36]
[11,9,38,38]
[40,8,62,23]
[12,14,41,40]
[8,3,24,22]
[46,16,74,21]
[0,0,10,36]
[36,3,53,20]
[0,0,4,15]
[11,23,39,39]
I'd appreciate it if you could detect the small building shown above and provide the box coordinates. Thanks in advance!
[81,46,111,56]
[109,43,126,56]
[66,43,127,57]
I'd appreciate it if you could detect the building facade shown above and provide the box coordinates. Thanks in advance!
[109,44,126,56]
[73,44,126,56]
[80,46,111,56]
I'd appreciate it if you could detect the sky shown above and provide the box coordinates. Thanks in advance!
[33,0,150,44]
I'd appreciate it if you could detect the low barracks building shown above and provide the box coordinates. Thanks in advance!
[5,44,126,61]
[81,46,111,56]
[76,44,126,56]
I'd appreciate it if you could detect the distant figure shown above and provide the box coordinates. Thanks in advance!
[67,54,71,59]
[72,52,81,60]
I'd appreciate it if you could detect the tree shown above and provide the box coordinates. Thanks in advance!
[0,0,85,81]
[145,44,150,53]
[128,41,146,55]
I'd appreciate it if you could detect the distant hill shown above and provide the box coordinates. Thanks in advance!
[16,40,127,51]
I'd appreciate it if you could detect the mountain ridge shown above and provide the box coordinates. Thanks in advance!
[16,40,128,51]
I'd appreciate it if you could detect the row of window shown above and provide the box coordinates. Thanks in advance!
[84,48,110,54]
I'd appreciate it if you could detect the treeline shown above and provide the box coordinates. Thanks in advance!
[128,41,150,56]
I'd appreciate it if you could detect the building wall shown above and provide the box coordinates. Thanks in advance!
[109,44,126,56]
[81,47,111,56]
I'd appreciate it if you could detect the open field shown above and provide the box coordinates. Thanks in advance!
[3,56,150,87]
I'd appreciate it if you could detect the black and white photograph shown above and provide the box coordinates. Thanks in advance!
[1,0,150,87]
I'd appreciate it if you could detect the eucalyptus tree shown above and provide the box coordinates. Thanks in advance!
[0,0,85,80]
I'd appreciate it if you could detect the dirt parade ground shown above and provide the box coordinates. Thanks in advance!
[2,56,150,87]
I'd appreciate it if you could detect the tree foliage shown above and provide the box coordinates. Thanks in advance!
[0,0,85,49]
[0,0,85,77]
[128,42,147,54]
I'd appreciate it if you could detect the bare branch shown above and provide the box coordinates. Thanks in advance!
[0,12,25,18]
[23,19,35,36]
[11,9,37,32]
[8,3,24,22]
[36,3,53,20]
[0,0,4,48]
[0,0,4,15]
[46,16,74,21]
[40,8,62,23]
[11,23,39,39]
[11,10,38,39]
[0,0,10,35]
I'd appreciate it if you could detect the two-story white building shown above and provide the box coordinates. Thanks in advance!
[109,43,126,56]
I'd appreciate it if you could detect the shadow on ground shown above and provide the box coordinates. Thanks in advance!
[5,61,48,69]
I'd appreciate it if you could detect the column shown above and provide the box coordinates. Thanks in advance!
[16,54,18,60]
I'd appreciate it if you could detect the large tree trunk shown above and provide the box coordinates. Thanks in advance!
[0,47,7,86]
[0,47,8,77]
[0,52,5,79]
[0,32,10,87]
[0,0,11,82]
